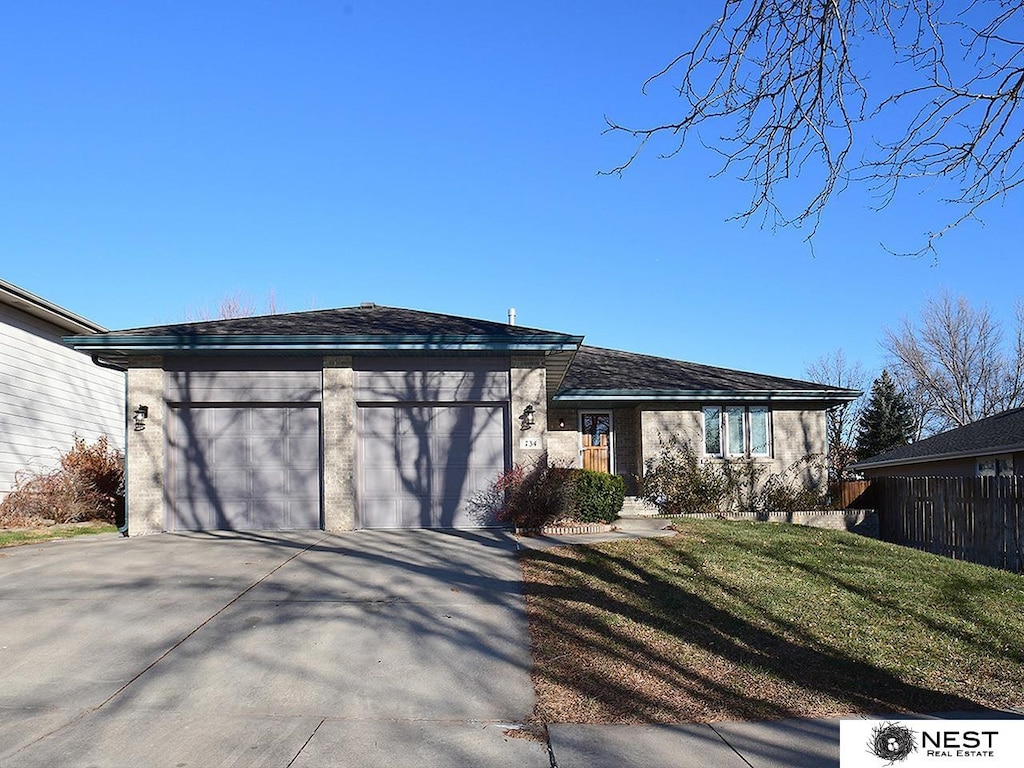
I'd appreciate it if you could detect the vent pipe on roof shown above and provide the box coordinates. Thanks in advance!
[508,307,516,326]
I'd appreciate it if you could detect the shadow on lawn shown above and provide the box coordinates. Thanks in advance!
[521,539,986,724]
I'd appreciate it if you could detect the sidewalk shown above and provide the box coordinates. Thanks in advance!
[544,708,1024,768]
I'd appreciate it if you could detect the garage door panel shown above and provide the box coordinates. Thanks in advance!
[249,408,288,435]
[210,410,250,439]
[359,404,506,529]
[251,439,287,464]
[209,438,250,467]
[290,469,320,498]
[209,469,250,495]
[362,497,399,529]
[169,406,321,531]
[362,468,400,494]
[252,469,290,495]
[288,436,320,464]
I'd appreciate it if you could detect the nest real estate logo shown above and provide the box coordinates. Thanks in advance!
[840,719,1024,767]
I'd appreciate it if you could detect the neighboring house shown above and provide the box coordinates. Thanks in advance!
[1,279,125,500]
[66,304,858,535]
[852,408,1024,479]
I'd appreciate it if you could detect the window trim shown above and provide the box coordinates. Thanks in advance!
[702,405,772,458]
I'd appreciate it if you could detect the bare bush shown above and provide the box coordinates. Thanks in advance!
[0,436,124,527]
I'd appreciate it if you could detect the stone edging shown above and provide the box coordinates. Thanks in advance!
[516,522,615,537]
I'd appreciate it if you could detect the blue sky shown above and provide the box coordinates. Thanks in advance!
[1,1,1019,386]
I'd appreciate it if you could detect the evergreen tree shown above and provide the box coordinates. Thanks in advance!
[855,371,916,460]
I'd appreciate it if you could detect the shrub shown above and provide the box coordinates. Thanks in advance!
[569,469,625,523]
[0,435,124,527]
[490,457,577,530]
[753,454,830,513]
[640,437,826,516]
[639,437,736,515]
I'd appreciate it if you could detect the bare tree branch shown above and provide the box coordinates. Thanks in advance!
[604,0,1024,256]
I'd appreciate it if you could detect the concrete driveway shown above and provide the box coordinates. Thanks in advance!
[0,530,551,767]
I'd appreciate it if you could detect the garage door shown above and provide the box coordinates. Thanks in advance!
[167,406,321,531]
[358,404,506,528]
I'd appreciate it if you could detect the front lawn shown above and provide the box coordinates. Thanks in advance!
[0,522,118,548]
[520,517,1024,723]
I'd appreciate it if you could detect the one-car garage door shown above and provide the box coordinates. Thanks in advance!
[167,406,321,531]
[358,404,506,528]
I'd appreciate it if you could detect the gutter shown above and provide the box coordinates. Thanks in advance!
[88,355,129,535]
[64,333,584,354]
[553,388,862,403]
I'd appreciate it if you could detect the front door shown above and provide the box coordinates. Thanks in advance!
[580,412,612,473]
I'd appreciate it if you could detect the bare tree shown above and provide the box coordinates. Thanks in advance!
[184,291,281,321]
[602,1,1024,256]
[885,292,1024,431]
[806,349,867,482]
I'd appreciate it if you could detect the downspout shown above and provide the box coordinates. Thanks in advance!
[92,355,130,536]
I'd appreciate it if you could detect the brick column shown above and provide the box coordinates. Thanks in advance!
[323,355,356,530]
[510,354,547,468]
[125,357,165,536]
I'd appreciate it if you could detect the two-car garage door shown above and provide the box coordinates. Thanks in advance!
[164,357,510,531]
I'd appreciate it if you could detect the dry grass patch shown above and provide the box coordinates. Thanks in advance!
[520,518,1024,723]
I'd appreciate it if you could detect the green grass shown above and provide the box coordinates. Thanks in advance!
[520,517,1024,724]
[0,522,118,548]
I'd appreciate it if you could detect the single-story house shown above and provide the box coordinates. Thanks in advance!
[66,304,859,535]
[852,407,1024,479]
[1,278,125,500]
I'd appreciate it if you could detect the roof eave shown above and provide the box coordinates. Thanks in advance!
[65,333,584,354]
[852,442,1024,471]
[553,388,860,402]
[2,279,107,334]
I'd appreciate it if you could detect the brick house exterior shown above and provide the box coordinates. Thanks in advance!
[67,305,858,534]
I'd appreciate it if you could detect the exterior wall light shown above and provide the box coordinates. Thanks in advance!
[520,404,536,431]
[133,405,149,431]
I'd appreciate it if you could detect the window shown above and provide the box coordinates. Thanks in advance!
[703,406,771,457]
[704,406,722,455]
[977,454,1014,477]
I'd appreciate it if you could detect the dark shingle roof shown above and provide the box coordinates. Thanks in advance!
[853,407,1024,469]
[66,304,584,359]
[89,304,565,339]
[66,305,860,404]
[556,346,858,401]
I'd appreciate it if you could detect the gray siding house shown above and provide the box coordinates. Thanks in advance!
[67,305,858,535]
[852,407,1024,479]
[1,279,125,500]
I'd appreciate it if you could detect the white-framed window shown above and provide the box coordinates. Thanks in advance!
[703,405,771,457]
[977,454,1014,478]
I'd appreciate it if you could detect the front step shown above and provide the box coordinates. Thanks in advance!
[618,496,660,518]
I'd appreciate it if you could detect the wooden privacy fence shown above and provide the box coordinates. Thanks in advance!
[835,479,873,509]
[876,476,1023,573]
